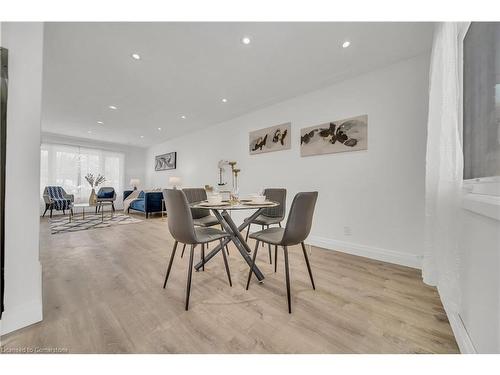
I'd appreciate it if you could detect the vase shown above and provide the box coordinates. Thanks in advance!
[89,188,97,206]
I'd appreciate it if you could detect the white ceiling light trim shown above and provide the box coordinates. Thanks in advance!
[131,53,141,60]
[342,41,351,48]
[108,105,118,110]
[241,36,251,45]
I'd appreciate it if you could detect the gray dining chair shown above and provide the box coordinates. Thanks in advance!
[244,188,287,264]
[181,188,227,258]
[246,191,318,313]
[162,189,232,310]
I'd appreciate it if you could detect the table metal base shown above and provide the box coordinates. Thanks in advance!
[194,208,265,281]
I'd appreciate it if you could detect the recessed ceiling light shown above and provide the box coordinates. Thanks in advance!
[140,135,144,138]
[342,41,351,48]
[181,115,186,119]
[131,53,141,60]
[87,130,92,134]
[221,98,228,103]
[157,127,162,131]
[108,105,117,110]
[97,121,104,125]
[241,36,251,45]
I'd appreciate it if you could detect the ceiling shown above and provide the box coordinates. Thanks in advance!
[42,22,434,147]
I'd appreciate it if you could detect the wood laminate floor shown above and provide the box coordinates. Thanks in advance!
[0,215,459,353]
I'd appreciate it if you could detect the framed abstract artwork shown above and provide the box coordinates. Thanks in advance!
[249,122,291,155]
[300,115,368,157]
[155,152,177,171]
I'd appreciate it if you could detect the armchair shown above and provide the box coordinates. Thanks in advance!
[43,186,74,218]
[96,187,117,212]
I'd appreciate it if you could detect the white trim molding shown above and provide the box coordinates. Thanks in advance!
[306,236,423,269]
[438,288,477,354]
[446,312,477,354]
[0,298,43,336]
[463,176,500,197]
[0,261,43,336]
[462,193,500,221]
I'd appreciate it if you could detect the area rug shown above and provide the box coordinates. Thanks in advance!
[49,213,143,234]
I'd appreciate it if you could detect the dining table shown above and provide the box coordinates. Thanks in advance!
[190,199,279,282]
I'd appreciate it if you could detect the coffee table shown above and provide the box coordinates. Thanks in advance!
[70,203,91,222]
[70,202,113,223]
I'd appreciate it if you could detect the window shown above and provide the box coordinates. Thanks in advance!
[40,143,125,205]
[463,22,500,181]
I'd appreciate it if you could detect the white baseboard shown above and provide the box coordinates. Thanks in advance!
[446,312,477,354]
[306,236,423,269]
[438,288,477,354]
[0,298,43,336]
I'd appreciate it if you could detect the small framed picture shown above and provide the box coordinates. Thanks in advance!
[155,152,177,171]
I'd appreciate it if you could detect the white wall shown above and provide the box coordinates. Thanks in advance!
[147,54,430,268]
[457,203,500,353]
[448,22,500,354]
[41,132,147,209]
[0,22,44,335]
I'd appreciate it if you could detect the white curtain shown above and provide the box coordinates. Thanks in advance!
[40,143,125,207]
[423,22,464,312]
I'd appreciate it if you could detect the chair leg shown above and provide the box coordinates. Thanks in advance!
[274,245,278,272]
[95,206,98,214]
[245,223,251,242]
[43,205,49,217]
[201,243,205,271]
[50,208,53,218]
[301,242,315,290]
[279,222,282,228]
[112,202,115,212]
[185,244,195,311]
[181,243,186,258]
[266,225,272,263]
[246,240,260,290]
[283,246,292,314]
[261,225,265,247]
[220,239,232,287]
[63,209,65,215]
[163,241,178,288]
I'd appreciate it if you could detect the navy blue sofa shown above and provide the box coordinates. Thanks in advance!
[124,190,164,218]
